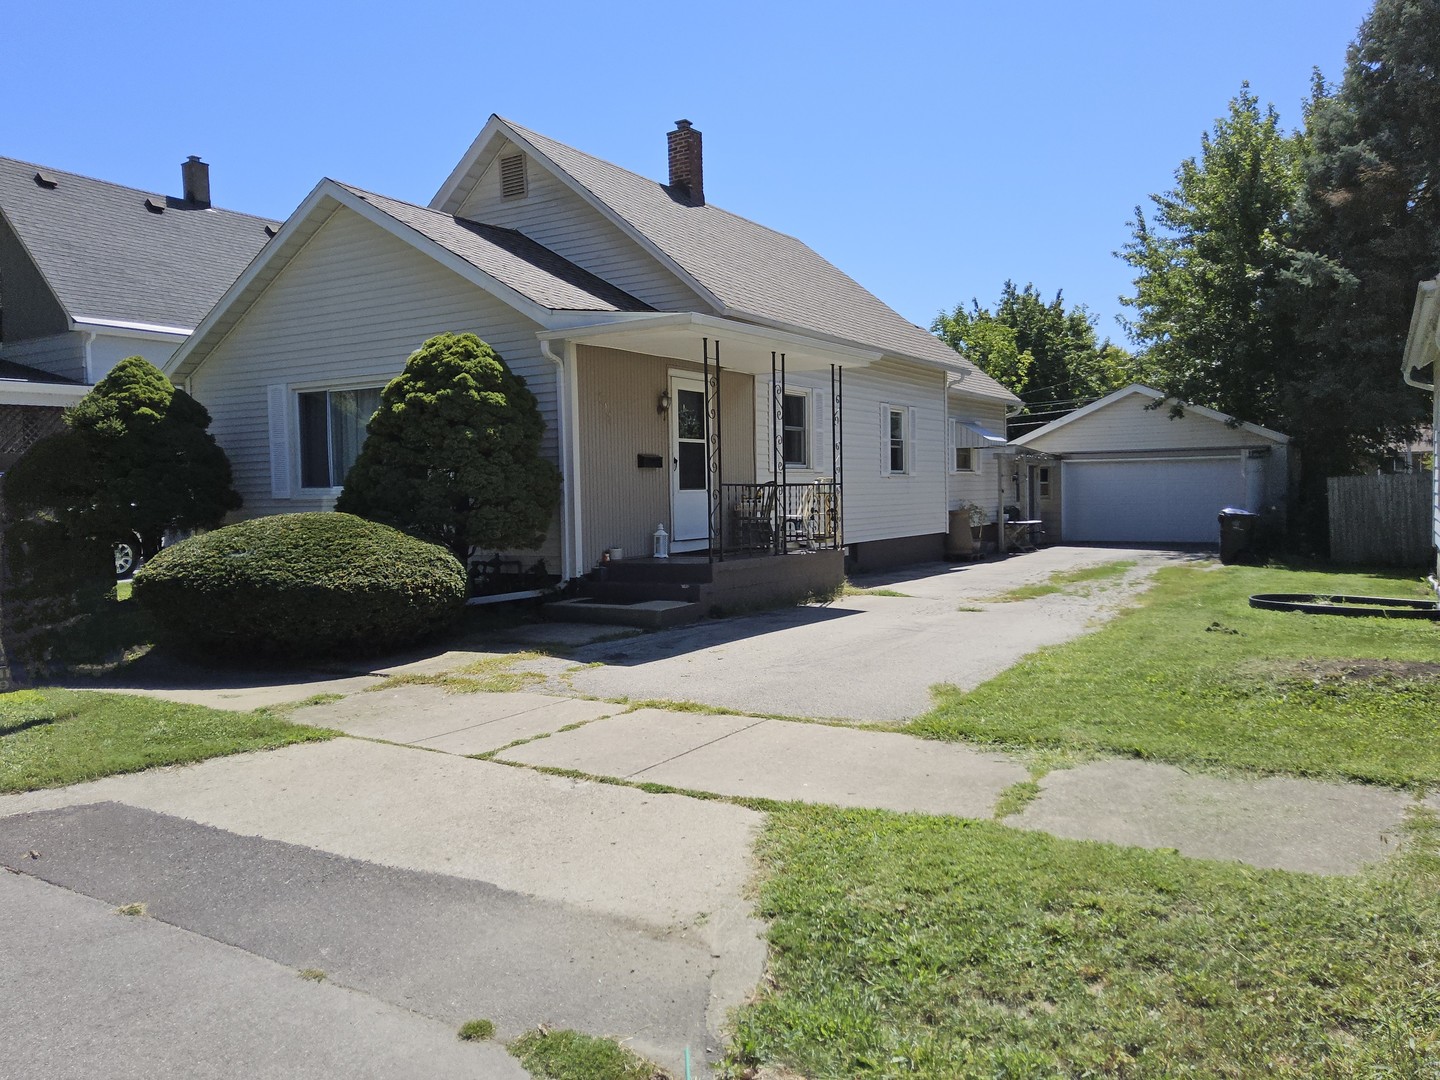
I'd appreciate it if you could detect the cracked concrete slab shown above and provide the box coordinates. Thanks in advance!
[2,803,719,1072]
[1012,757,1417,875]
[501,709,1027,817]
[291,686,623,754]
[549,548,1191,722]
[0,870,527,1080]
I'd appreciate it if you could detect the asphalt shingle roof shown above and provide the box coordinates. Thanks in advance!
[0,156,278,331]
[338,183,652,313]
[500,119,1015,399]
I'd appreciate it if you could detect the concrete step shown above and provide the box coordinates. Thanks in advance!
[542,598,705,630]
[602,558,714,585]
[584,580,703,604]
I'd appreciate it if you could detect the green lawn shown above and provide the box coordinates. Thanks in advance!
[726,805,1440,1079]
[912,564,1440,788]
[0,688,333,793]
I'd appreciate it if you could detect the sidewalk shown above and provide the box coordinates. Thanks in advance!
[290,689,1422,877]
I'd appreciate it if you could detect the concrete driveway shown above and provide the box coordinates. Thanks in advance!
[539,546,1192,722]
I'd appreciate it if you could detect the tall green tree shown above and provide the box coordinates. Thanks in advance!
[1292,0,1440,463]
[1118,85,1305,434]
[337,332,562,564]
[933,283,1141,414]
[66,356,242,557]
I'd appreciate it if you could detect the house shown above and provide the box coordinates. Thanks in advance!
[0,154,277,467]
[1012,384,1290,545]
[164,117,1019,604]
[1401,279,1440,584]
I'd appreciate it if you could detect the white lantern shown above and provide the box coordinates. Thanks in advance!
[653,523,670,559]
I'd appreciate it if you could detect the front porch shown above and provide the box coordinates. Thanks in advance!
[550,547,845,626]
[545,314,864,614]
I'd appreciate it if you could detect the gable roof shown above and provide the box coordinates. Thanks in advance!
[335,184,651,314]
[434,117,1018,404]
[1013,384,1289,447]
[167,179,660,382]
[0,156,278,332]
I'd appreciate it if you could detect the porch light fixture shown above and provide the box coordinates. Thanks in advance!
[657,389,671,415]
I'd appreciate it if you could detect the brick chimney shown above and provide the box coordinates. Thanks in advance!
[667,120,703,205]
[181,155,211,208]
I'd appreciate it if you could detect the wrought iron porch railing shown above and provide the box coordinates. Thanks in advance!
[720,480,841,556]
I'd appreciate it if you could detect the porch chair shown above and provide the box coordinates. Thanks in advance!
[782,483,818,549]
[733,482,777,551]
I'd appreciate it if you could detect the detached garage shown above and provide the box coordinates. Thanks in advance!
[1013,385,1290,544]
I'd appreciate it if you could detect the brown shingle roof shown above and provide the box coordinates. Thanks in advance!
[498,119,1015,400]
[338,183,652,313]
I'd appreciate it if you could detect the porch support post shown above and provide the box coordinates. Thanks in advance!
[772,351,787,554]
[832,363,844,549]
[704,337,723,563]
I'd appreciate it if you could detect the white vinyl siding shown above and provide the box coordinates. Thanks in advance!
[1023,393,1268,454]
[837,360,948,544]
[454,141,706,312]
[0,332,87,383]
[190,206,561,566]
[947,396,1009,514]
[754,379,831,480]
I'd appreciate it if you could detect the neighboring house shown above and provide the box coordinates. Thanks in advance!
[1401,279,1440,583]
[1012,384,1290,544]
[165,117,1019,599]
[0,154,278,464]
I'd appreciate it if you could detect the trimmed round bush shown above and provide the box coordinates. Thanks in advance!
[133,513,466,659]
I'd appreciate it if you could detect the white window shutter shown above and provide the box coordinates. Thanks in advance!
[755,378,773,479]
[908,407,919,474]
[267,384,292,499]
[810,388,828,473]
[879,403,890,474]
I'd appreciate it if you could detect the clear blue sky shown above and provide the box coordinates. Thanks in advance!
[5,0,1371,344]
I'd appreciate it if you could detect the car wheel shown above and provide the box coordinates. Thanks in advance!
[114,541,137,579]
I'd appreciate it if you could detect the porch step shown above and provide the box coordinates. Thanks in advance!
[543,598,705,630]
[602,557,714,585]
[586,580,702,604]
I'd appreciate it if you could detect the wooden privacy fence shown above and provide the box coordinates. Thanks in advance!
[1328,472,1434,566]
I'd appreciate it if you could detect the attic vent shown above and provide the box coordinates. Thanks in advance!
[33,171,58,189]
[264,224,279,237]
[500,153,527,198]
[144,196,165,213]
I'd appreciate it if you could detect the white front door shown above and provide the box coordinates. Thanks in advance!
[670,375,710,550]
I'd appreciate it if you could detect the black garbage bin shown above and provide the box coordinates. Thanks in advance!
[1217,507,1261,565]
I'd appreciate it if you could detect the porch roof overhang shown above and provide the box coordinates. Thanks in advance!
[537,311,882,374]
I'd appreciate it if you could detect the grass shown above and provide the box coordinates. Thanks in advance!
[457,1018,495,1041]
[297,968,327,982]
[509,1029,670,1079]
[114,902,147,917]
[986,559,1136,601]
[0,688,335,793]
[913,563,1440,788]
[725,803,1440,1079]
[371,652,548,695]
[841,582,914,598]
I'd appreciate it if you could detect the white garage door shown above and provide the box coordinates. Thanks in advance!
[1062,456,1247,543]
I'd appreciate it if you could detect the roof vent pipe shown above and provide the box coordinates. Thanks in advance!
[667,120,703,206]
[181,155,211,208]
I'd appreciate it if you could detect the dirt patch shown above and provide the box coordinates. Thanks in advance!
[1250,658,1440,684]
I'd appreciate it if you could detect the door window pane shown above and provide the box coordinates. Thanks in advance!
[677,441,707,490]
[677,388,705,441]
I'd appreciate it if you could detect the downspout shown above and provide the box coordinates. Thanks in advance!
[82,329,97,384]
[538,337,577,581]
